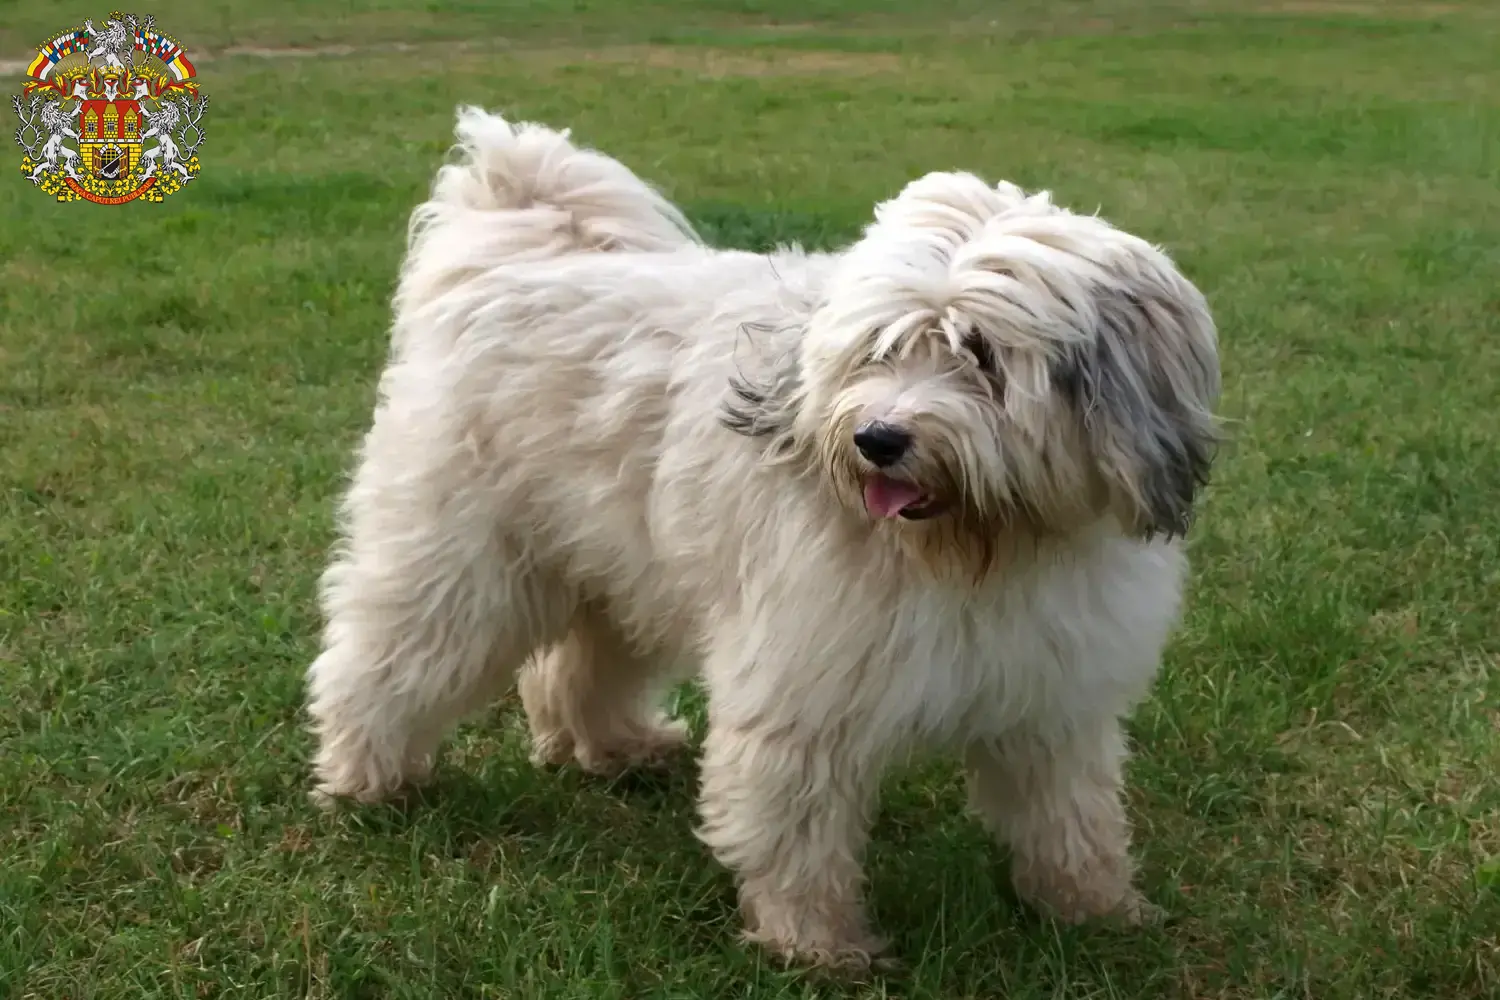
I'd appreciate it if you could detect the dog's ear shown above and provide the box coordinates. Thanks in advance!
[721,329,805,460]
[1056,260,1220,539]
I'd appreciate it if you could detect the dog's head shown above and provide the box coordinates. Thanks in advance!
[724,172,1220,555]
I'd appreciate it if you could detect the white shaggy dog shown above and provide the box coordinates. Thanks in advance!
[306,107,1220,967]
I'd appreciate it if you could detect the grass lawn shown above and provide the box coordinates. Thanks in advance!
[3,1,1499,996]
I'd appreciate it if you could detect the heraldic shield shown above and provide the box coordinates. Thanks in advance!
[79,98,144,181]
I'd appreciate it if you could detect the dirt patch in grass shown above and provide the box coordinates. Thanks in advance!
[563,44,906,79]
[2,40,899,79]
[1237,1,1476,16]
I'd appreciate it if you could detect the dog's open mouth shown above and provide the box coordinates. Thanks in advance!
[862,473,944,521]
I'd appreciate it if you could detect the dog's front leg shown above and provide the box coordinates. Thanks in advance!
[964,717,1161,926]
[695,685,890,969]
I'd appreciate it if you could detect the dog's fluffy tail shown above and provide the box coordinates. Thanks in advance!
[394,107,700,339]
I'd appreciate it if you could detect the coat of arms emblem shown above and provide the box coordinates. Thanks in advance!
[12,11,207,204]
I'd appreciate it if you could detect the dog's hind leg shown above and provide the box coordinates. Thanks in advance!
[964,718,1161,926]
[305,434,570,803]
[306,531,567,803]
[518,603,689,775]
[305,528,565,804]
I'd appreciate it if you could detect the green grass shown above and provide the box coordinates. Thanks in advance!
[3,1,1499,996]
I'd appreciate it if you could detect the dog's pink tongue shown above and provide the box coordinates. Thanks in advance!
[863,476,923,519]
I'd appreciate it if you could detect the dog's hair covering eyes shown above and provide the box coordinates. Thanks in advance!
[722,171,1218,539]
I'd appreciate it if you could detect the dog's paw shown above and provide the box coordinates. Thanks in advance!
[527,730,576,769]
[1117,891,1167,927]
[1016,873,1165,929]
[746,928,892,972]
[308,777,418,809]
[575,718,691,776]
[739,891,891,973]
[309,745,435,807]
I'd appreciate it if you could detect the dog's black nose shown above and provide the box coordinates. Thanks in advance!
[853,422,912,467]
